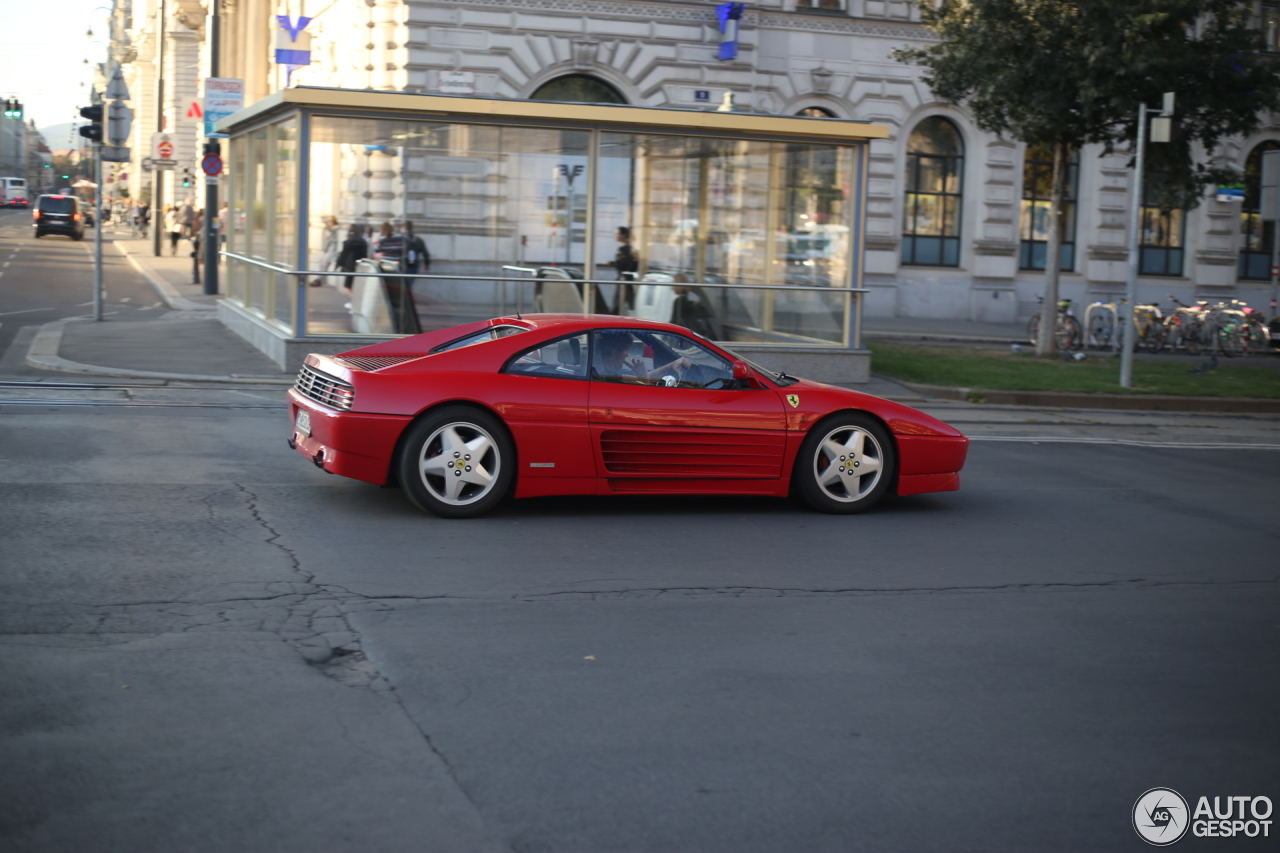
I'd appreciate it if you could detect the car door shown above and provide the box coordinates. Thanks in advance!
[491,331,596,481]
[587,328,787,481]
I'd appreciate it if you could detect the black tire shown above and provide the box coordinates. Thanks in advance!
[793,412,895,514]
[33,231,42,238]
[397,405,514,518]
[72,232,84,241]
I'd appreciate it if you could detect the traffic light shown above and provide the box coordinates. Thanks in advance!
[78,104,104,142]
[3,99,22,118]
[181,169,192,188]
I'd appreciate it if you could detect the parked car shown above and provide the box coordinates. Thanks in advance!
[32,194,86,240]
[287,314,969,518]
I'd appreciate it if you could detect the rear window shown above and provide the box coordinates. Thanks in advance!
[38,197,74,213]
[430,324,527,354]
[7,179,26,187]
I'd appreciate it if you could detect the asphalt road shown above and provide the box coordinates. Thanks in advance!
[0,208,164,366]
[1,381,1277,852]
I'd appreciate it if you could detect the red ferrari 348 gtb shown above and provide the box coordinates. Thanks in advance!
[287,315,968,518]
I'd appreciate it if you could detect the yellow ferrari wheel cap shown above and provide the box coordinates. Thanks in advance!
[786,394,800,408]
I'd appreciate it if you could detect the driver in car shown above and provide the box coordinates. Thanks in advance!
[596,331,691,382]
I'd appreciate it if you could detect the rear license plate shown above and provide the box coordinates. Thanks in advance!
[295,409,311,437]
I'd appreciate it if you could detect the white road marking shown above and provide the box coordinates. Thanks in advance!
[0,307,54,317]
[969,435,1280,450]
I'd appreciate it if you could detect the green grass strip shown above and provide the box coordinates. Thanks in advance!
[867,342,1280,398]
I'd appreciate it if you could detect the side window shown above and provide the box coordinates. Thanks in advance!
[591,329,735,389]
[502,333,588,379]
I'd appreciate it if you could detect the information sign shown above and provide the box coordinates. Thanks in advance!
[203,78,245,137]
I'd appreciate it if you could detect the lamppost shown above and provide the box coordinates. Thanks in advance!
[1120,92,1174,389]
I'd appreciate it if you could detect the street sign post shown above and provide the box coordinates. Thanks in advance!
[151,133,177,170]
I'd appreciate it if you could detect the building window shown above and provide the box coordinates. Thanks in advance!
[1263,1,1280,52]
[1020,145,1077,271]
[530,75,627,105]
[902,116,963,267]
[1239,140,1279,280]
[797,107,836,118]
[800,0,847,10]
[1139,173,1185,276]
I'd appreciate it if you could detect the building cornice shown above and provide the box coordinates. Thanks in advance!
[407,0,934,38]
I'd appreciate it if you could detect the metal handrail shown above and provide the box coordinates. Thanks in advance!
[220,251,869,294]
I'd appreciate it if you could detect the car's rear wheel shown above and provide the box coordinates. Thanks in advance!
[794,413,895,514]
[398,405,514,518]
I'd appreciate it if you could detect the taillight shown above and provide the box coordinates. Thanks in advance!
[33,209,39,219]
[73,213,81,221]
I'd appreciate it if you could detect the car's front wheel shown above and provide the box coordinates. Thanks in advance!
[794,413,895,513]
[397,405,514,518]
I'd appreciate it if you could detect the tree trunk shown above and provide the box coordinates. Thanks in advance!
[1036,140,1069,357]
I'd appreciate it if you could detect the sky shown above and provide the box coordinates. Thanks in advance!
[0,0,116,142]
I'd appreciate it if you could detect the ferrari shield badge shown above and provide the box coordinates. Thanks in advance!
[786,394,800,408]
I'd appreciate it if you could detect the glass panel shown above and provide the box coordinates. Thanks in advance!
[907,117,962,157]
[273,118,298,329]
[227,135,247,303]
[304,116,590,335]
[248,127,269,314]
[598,132,853,345]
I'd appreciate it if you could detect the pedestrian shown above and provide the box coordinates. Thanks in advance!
[138,201,150,238]
[372,221,395,257]
[400,221,430,277]
[336,224,369,291]
[129,202,142,237]
[217,202,229,249]
[178,199,196,237]
[165,206,182,256]
[311,215,340,287]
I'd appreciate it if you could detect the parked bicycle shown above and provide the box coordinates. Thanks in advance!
[1084,300,1122,351]
[1027,297,1082,350]
[1161,295,1209,355]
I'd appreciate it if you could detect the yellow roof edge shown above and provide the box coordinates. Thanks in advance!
[215,87,890,141]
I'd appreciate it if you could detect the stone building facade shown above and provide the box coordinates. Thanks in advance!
[113,0,1280,318]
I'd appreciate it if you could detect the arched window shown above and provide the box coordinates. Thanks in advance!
[797,107,836,118]
[902,116,963,266]
[530,75,627,105]
[1020,145,1078,271]
[1239,140,1280,280]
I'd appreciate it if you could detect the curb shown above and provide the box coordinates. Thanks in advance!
[25,318,294,385]
[114,240,216,312]
[864,331,1024,345]
[894,379,1280,413]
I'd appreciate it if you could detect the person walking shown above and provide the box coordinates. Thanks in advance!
[178,200,196,237]
[138,201,151,239]
[400,221,430,277]
[129,202,142,237]
[335,224,369,291]
[311,215,341,287]
[165,206,182,256]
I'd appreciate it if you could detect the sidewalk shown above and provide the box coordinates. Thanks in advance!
[22,226,292,384]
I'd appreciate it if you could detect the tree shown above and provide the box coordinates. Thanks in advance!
[896,0,1280,356]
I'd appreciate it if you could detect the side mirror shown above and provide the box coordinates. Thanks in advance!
[732,360,759,388]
